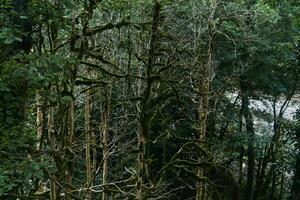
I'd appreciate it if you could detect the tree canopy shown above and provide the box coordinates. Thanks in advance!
[1,0,300,200]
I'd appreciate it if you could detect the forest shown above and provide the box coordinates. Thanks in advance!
[0,0,300,199]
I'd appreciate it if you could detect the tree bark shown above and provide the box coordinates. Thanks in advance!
[102,85,111,200]
[240,77,256,200]
[196,70,210,200]
[48,86,56,200]
[269,172,276,200]
[36,92,44,149]
[66,72,76,200]
[136,2,160,199]
[196,7,214,199]
[85,89,92,200]
[279,173,284,200]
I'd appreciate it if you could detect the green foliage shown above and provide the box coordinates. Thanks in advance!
[0,125,41,196]
[0,0,300,199]
[0,26,24,45]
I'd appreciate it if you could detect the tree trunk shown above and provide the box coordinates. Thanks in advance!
[48,86,56,200]
[292,156,300,200]
[196,72,210,200]
[85,89,92,200]
[196,10,214,200]
[255,96,293,199]
[240,77,256,200]
[136,124,147,200]
[136,2,160,199]
[234,103,245,200]
[66,73,75,200]
[238,147,245,185]
[292,134,300,200]
[233,146,244,200]
[102,85,111,200]
[269,172,276,200]
[36,92,44,149]
[279,173,284,200]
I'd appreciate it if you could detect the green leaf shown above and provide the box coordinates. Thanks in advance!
[4,38,14,44]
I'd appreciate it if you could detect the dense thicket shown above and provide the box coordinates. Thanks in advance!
[1,0,300,200]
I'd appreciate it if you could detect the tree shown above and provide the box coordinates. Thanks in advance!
[1,0,300,199]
